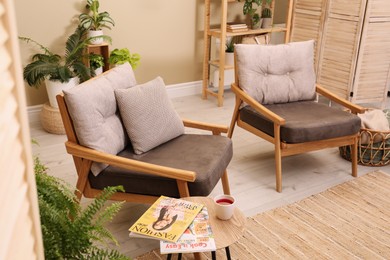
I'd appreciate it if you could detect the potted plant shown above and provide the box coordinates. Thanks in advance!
[238,0,262,29]
[89,53,105,76]
[261,5,272,28]
[225,37,235,66]
[33,154,129,259]
[108,48,141,69]
[19,26,93,108]
[79,0,115,45]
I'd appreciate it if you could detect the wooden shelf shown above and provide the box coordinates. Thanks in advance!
[202,0,293,107]
[208,27,287,38]
[209,60,234,70]
[85,43,110,72]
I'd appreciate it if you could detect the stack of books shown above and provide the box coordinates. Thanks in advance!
[227,23,249,32]
[129,196,216,254]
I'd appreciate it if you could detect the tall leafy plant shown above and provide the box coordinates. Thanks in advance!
[79,0,115,31]
[34,155,129,259]
[20,26,93,87]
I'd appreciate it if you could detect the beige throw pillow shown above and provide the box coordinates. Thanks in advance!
[235,40,316,104]
[115,77,184,154]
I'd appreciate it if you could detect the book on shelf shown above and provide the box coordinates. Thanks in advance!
[226,23,248,32]
[129,196,203,243]
[227,28,249,33]
[227,23,247,28]
[160,206,216,254]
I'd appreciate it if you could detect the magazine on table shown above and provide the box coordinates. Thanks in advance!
[160,206,216,254]
[129,196,203,242]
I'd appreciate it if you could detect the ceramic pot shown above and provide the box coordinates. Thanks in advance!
[94,66,103,76]
[261,18,272,29]
[225,52,234,66]
[87,30,104,45]
[45,77,79,108]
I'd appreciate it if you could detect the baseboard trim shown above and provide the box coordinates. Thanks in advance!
[27,104,43,123]
[27,81,201,121]
[166,80,202,99]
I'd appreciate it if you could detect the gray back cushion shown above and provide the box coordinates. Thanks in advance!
[63,63,137,175]
[115,77,184,155]
[235,40,316,104]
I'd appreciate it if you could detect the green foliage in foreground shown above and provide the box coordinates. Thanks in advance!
[34,156,129,260]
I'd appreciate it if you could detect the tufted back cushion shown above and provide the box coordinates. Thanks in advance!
[63,63,137,175]
[235,40,316,104]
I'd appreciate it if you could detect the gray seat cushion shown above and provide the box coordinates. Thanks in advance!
[240,101,361,143]
[88,134,233,197]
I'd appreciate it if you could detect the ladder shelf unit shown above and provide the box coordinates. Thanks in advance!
[202,0,294,106]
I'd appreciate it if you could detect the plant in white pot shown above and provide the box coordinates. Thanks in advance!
[89,53,105,76]
[261,4,273,29]
[225,37,235,66]
[20,26,93,108]
[79,0,115,45]
[108,48,141,69]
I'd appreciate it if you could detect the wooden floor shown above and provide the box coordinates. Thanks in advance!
[29,90,390,258]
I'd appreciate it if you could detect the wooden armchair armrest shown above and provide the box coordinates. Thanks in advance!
[182,119,228,135]
[65,141,196,182]
[231,83,286,125]
[316,84,366,114]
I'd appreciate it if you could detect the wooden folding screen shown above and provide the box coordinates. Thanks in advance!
[0,0,44,259]
[290,0,390,107]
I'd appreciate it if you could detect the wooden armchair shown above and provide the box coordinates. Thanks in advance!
[228,41,365,192]
[57,63,231,204]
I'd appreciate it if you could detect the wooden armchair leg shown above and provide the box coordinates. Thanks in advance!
[221,170,231,195]
[74,158,92,201]
[275,152,282,193]
[227,96,241,138]
[351,137,358,177]
[274,125,282,192]
[176,180,191,198]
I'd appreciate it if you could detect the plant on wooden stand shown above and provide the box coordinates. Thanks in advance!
[79,0,115,45]
[89,53,105,76]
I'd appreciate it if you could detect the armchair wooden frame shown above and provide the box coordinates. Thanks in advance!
[228,73,366,192]
[57,95,231,204]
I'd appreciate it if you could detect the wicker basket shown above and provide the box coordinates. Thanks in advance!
[40,102,65,135]
[339,128,390,166]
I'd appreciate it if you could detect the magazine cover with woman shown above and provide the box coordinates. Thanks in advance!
[129,196,203,242]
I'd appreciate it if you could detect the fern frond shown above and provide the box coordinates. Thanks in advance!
[18,36,55,56]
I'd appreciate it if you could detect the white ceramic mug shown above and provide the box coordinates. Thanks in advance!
[214,194,236,220]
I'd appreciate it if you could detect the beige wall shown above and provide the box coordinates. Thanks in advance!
[15,0,287,106]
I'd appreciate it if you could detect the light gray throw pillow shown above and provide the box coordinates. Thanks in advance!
[235,40,316,104]
[115,77,185,155]
[63,63,137,175]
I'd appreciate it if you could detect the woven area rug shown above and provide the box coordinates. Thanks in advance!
[136,171,390,259]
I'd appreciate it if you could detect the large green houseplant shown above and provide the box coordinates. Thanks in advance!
[34,155,129,260]
[19,26,93,108]
[79,0,115,45]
